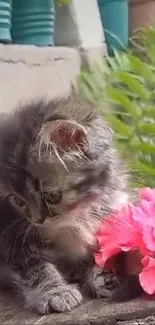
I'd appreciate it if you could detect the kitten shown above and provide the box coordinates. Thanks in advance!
[0,94,139,314]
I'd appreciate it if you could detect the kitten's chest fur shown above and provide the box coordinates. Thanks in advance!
[42,190,129,260]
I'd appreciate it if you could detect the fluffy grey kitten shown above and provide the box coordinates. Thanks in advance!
[0,94,140,314]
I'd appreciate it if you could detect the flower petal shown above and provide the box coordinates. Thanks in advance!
[139,256,155,295]
[95,246,121,267]
[139,188,155,201]
[95,205,144,268]
[142,225,155,252]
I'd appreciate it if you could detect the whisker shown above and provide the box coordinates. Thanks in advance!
[5,220,27,265]
[44,195,52,215]
[0,218,24,242]
[52,144,68,172]
[45,192,56,207]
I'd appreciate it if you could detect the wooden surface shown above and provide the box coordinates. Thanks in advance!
[1,290,155,325]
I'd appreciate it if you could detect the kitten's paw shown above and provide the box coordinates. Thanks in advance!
[49,285,82,313]
[36,285,82,314]
[88,266,119,299]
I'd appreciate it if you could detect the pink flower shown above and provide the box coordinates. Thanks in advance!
[132,200,155,253]
[95,187,155,295]
[139,256,155,295]
[95,205,144,268]
[139,187,155,202]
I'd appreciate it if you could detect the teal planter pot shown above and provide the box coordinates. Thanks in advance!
[98,0,129,55]
[12,0,55,46]
[0,0,12,43]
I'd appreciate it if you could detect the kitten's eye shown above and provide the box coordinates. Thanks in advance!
[10,196,25,208]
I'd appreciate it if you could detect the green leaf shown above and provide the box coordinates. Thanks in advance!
[113,71,150,100]
[142,106,155,118]
[128,54,155,83]
[128,159,155,177]
[138,122,155,135]
[148,47,155,64]
[105,115,133,136]
[79,72,101,99]
[113,50,123,67]
[113,49,130,70]
[106,56,119,71]
[105,87,141,117]
[78,24,155,188]
[57,0,70,5]
[94,60,110,77]
[130,141,155,154]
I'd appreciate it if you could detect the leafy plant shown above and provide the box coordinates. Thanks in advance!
[78,25,155,188]
[57,0,70,5]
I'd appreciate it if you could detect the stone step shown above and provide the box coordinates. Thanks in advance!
[0,290,155,325]
[0,45,81,114]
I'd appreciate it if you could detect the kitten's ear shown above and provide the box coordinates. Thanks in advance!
[40,120,88,151]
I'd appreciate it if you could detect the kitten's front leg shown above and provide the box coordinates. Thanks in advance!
[0,198,82,314]
[83,265,119,299]
[13,262,82,314]
[84,265,142,302]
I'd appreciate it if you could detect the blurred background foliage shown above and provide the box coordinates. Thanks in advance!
[78,25,155,188]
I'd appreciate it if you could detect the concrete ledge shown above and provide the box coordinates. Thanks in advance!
[1,290,155,325]
[0,45,81,114]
